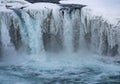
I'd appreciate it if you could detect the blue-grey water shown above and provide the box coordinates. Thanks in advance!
[0,52,120,84]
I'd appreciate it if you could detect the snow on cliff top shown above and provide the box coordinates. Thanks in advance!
[26,2,60,10]
[0,0,30,9]
[0,0,59,10]
[60,0,120,24]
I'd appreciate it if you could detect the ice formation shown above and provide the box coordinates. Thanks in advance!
[0,0,120,57]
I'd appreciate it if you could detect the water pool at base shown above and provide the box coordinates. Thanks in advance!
[0,52,120,84]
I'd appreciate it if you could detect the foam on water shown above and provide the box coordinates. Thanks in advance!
[0,51,120,84]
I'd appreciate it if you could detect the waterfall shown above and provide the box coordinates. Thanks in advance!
[0,10,16,56]
[0,2,120,56]
[80,8,120,56]
[63,9,73,52]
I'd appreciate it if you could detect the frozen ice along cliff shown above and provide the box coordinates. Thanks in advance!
[0,0,120,57]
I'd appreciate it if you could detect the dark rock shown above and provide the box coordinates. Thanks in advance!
[59,4,86,9]
[26,0,60,3]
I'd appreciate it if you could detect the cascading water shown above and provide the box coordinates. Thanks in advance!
[0,1,120,56]
[17,9,44,54]
[0,9,16,57]
[80,8,120,56]
[63,10,73,52]
[0,0,120,84]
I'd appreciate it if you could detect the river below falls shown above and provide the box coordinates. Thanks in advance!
[0,52,120,84]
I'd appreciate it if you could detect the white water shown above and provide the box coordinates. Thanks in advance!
[0,0,120,84]
[63,11,73,52]
[19,10,44,54]
[0,10,17,57]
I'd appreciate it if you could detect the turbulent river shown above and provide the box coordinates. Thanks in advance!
[0,0,120,84]
[0,52,120,84]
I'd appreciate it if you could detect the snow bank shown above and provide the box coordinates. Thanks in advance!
[26,2,60,10]
[0,0,30,9]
